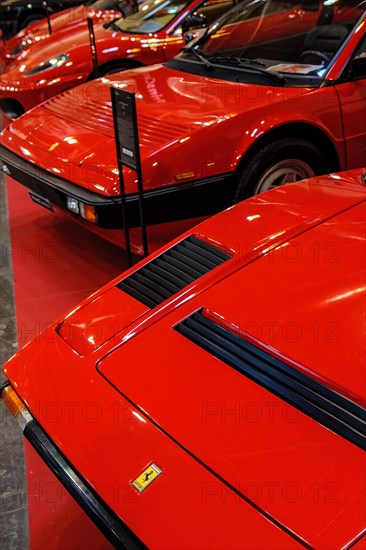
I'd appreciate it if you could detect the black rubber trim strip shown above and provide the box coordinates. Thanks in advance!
[23,419,146,550]
[176,310,366,450]
[0,144,119,205]
[347,534,366,550]
[118,236,232,308]
[0,381,11,395]
[0,144,235,228]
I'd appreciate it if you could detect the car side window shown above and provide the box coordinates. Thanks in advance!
[353,35,366,59]
[195,0,234,25]
[225,0,312,24]
[345,34,366,80]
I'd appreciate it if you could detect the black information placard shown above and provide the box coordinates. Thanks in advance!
[111,86,148,263]
[113,89,139,171]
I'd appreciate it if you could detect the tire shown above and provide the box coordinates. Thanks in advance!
[0,98,24,119]
[234,137,331,202]
[99,63,132,77]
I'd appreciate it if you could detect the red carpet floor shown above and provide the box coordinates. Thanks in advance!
[7,176,126,340]
[6,176,129,549]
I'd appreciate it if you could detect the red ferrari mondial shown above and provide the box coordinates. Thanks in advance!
[0,0,365,252]
[0,0,232,117]
[1,170,365,549]
[0,0,135,71]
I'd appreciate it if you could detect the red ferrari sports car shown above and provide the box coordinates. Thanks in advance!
[1,169,365,549]
[0,0,365,253]
[0,0,138,71]
[0,0,233,117]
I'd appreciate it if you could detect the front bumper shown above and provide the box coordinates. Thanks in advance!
[0,383,146,550]
[0,144,123,228]
[0,144,236,228]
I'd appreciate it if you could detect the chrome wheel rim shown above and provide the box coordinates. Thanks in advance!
[254,159,315,194]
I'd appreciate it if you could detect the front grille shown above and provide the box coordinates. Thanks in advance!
[117,236,231,308]
[176,310,366,450]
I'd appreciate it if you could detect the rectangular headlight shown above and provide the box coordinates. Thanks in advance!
[66,196,79,214]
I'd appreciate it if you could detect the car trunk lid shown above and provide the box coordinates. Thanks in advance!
[97,201,366,549]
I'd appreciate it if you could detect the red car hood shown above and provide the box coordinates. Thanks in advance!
[4,173,366,548]
[96,176,366,550]
[3,64,315,195]
[2,20,116,74]
[2,5,119,64]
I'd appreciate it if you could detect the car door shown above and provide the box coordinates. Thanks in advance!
[335,35,366,168]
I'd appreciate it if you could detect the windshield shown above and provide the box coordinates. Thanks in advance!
[87,0,118,7]
[115,0,190,33]
[186,0,365,77]
[86,0,124,6]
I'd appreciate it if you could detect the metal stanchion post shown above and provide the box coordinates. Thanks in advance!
[44,0,52,35]
[87,17,99,79]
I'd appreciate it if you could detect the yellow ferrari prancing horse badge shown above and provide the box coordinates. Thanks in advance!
[132,463,162,493]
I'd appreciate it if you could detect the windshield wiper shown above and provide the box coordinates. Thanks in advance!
[182,47,214,70]
[218,56,267,67]
[108,20,122,32]
[205,55,286,83]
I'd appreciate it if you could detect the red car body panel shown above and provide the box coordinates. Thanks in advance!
[1,56,365,183]
[98,208,366,548]
[2,0,359,111]
[0,4,121,69]
[1,16,365,179]
[0,0,232,112]
[2,70,348,192]
[2,170,366,548]
[0,3,365,253]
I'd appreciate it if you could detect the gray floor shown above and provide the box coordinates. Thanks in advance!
[0,166,29,549]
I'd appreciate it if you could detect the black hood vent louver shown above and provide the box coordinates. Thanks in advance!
[176,310,366,450]
[117,236,231,309]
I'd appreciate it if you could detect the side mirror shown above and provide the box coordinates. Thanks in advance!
[112,0,139,17]
[181,12,207,34]
[183,27,207,45]
[350,55,366,78]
